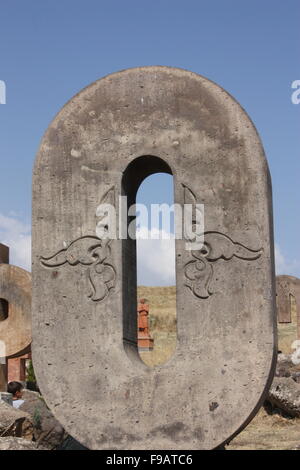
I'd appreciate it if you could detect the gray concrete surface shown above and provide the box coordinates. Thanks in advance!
[32,66,277,449]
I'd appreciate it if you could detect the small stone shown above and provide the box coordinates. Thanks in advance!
[71,148,81,158]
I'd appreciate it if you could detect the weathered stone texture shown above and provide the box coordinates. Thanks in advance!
[32,67,276,449]
[268,377,300,418]
[0,400,33,439]
[0,437,44,450]
[20,390,67,449]
[0,264,31,358]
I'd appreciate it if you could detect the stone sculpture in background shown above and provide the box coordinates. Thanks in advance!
[276,275,300,338]
[0,244,9,391]
[276,275,300,357]
[137,298,154,351]
[0,243,32,390]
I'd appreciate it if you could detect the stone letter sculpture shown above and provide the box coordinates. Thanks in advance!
[32,67,276,449]
[0,265,31,359]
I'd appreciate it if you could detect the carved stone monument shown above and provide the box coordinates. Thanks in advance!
[0,265,31,358]
[0,244,9,321]
[0,244,32,391]
[0,243,9,391]
[276,275,300,339]
[32,67,276,449]
[137,299,154,351]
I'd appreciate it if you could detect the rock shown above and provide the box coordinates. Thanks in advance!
[275,354,300,382]
[0,392,13,406]
[267,377,300,418]
[275,354,293,377]
[19,389,67,449]
[292,372,300,384]
[0,400,33,439]
[0,437,44,450]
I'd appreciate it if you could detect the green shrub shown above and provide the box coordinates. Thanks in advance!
[26,360,37,383]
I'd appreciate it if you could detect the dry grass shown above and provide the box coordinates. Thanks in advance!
[137,286,177,331]
[139,330,177,368]
[137,286,176,368]
[228,408,300,450]
[136,285,300,450]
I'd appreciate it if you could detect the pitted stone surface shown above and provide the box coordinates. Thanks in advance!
[32,67,276,449]
[0,264,31,358]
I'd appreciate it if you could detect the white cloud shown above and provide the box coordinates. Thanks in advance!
[0,213,31,271]
[137,227,175,286]
[137,238,300,285]
[275,243,300,277]
[274,244,286,274]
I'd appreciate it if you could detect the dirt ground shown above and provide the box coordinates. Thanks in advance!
[227,408,300,450]
[137,286,300,450]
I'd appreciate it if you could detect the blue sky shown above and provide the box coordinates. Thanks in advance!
[0,0,299,284]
